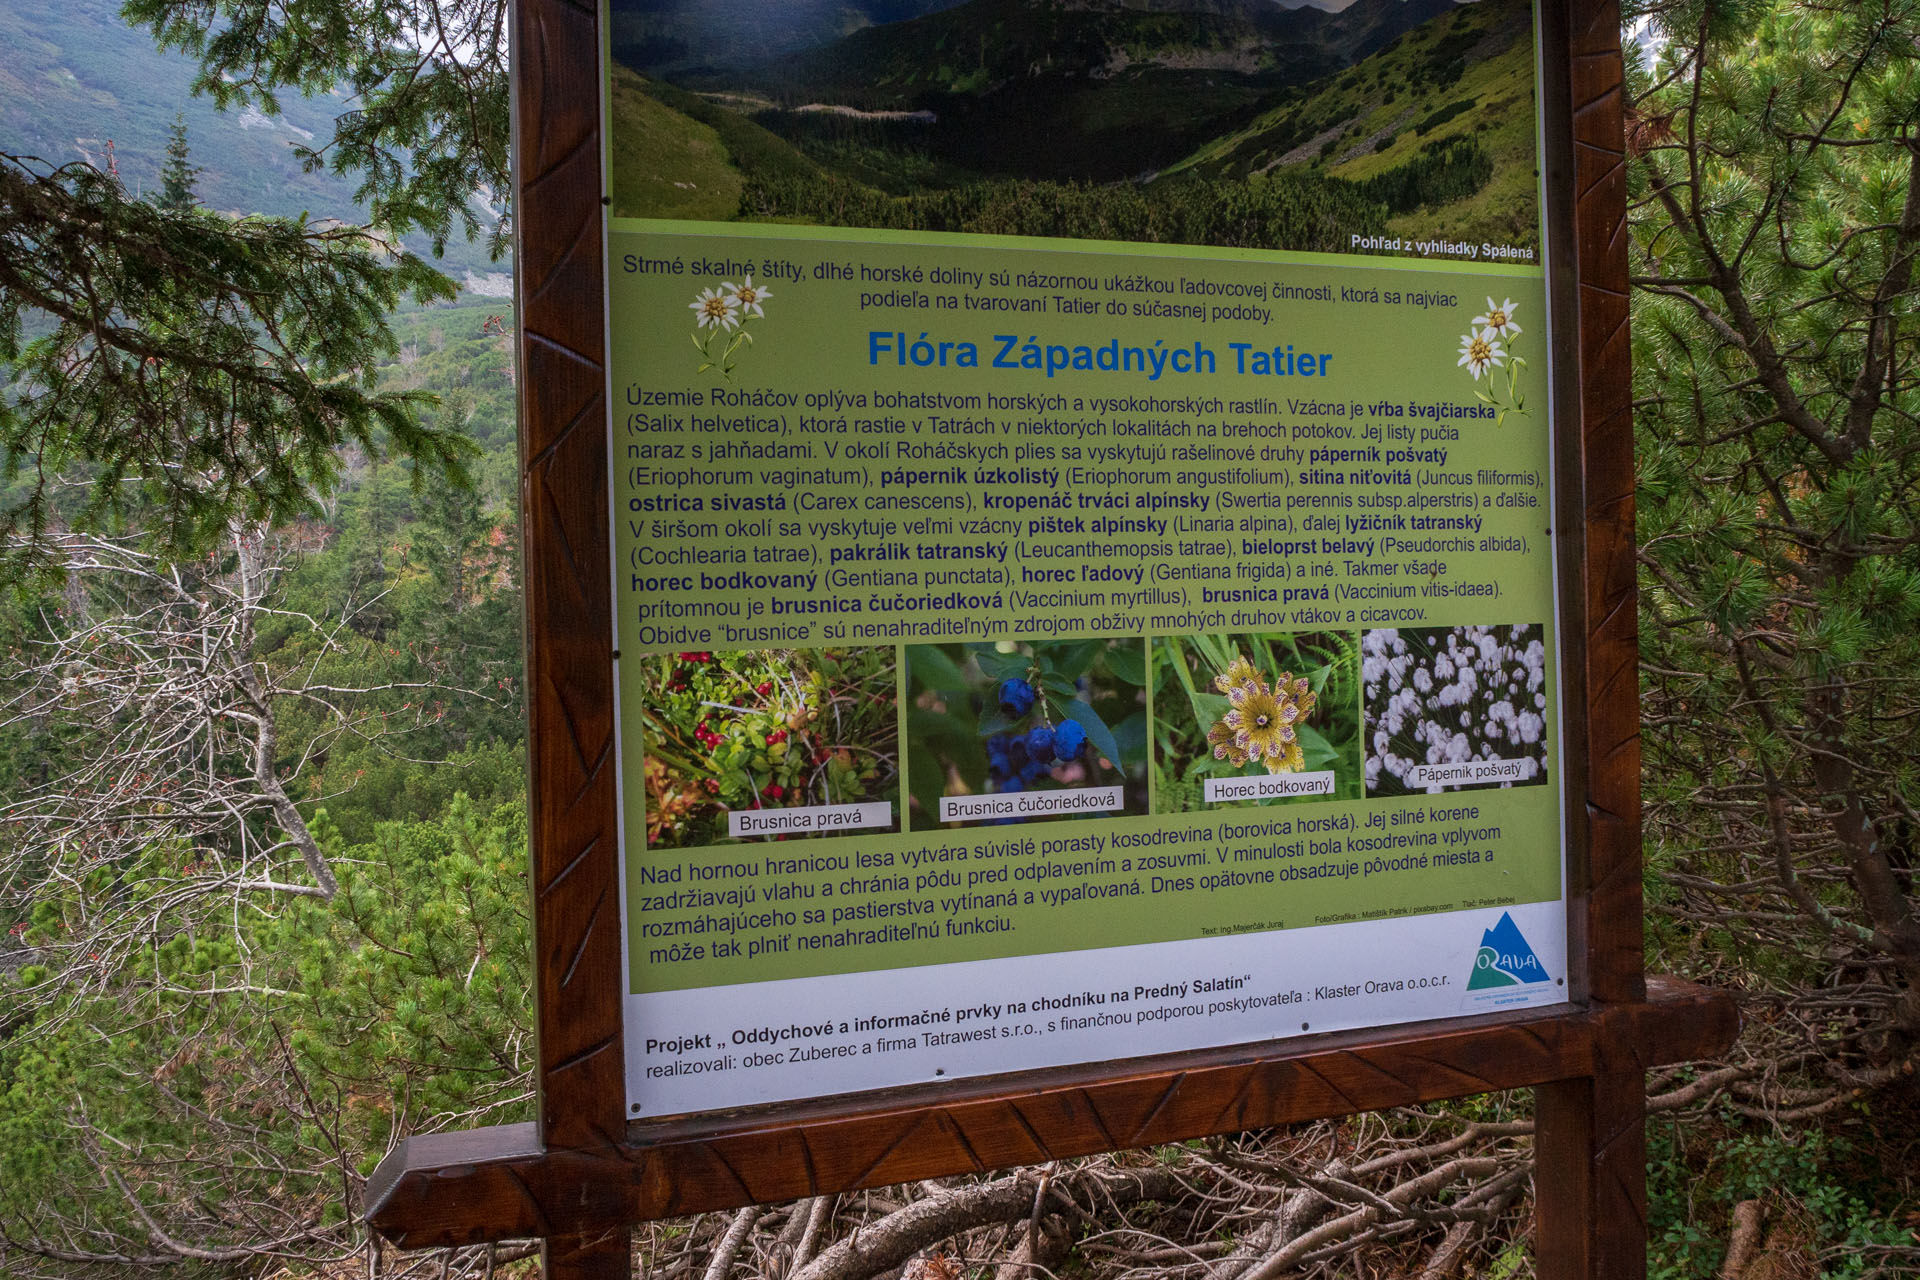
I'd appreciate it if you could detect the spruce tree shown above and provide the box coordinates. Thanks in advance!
[153,113,199,213]
[0,0,507,582]
[0,156,474,579]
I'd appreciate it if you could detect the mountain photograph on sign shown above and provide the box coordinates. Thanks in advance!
[605,0,1541,257]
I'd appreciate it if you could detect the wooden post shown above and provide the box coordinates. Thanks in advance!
[544,1232,631,1280]
[1535,2,1652,1277]
[508,0,630,1272]
[1537,1047,1652,1278]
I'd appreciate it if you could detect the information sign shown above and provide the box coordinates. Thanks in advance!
[363,1,1740,1274]
[610,0,1568,1119]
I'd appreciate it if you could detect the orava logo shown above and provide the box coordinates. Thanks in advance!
[1467,912,1551,990]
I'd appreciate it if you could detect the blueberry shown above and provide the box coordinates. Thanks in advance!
[1025,724,1054,761]
[997,677,1036,719]
[1007,738,1030,769]
[987,750,1010,777]
[1052,719,1086,761]
[998,776,1023,793]
[1021,758,1051,784]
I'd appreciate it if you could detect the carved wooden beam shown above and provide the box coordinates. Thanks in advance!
[368,977,1735,1250]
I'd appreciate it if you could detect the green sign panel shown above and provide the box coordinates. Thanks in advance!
[604,0,1568,1117]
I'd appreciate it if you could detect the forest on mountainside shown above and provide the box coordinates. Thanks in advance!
[607,0,1541,257]
[0,0,502,278]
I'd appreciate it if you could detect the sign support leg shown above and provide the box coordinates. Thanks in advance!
[544,1228,631,1280]
[1534,1033,1648,1279]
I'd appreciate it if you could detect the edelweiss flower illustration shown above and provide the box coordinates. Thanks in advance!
[1473,296,1522,339]
[1455,298,1528,422]
[1457,327,1505,380]
[725,275,772,318]
[690,286,740,330]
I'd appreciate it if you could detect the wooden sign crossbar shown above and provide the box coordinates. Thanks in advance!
[366,0,1740,1274]
[369,979,1734,1249]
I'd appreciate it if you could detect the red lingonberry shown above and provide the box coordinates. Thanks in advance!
[756,681,773,695]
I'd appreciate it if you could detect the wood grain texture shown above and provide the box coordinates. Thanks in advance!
[1536,1032,1653,1280]
[1564,0,1643,1010]
[367,980,1736,1249]
[510,0,628,1271]
[1532,5,1655,1277]
[513,0,624,1153]
[544,1231,633,1280]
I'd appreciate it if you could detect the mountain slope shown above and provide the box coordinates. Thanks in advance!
[0,0,494,277]
[606,0,1536,254]
[0,0,348,215]
[731,0,1455,108]
[607,68,829,220]
[610,0,975,79]
[673,0,1462,182]
[1160,0,1537,246]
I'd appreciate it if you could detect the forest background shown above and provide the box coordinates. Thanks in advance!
[2,0,1919,1277]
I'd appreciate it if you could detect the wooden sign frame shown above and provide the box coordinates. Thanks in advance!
[367,1,1738,1274]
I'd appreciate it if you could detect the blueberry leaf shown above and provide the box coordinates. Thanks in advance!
[909,646,969,693]
[977,710,1017,737]
[908,748,947,822]
[1106,642,1148,686]
[971,649,1028,680]
[911,708,978,754]
[1048,640,1106,678]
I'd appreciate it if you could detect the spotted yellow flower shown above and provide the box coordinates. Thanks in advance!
[1275,672,1315,709]
[1207,719,1249,766]
[1222,681,1292,773]
[1214,654,1262,696]
[1212,669,1317,774]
